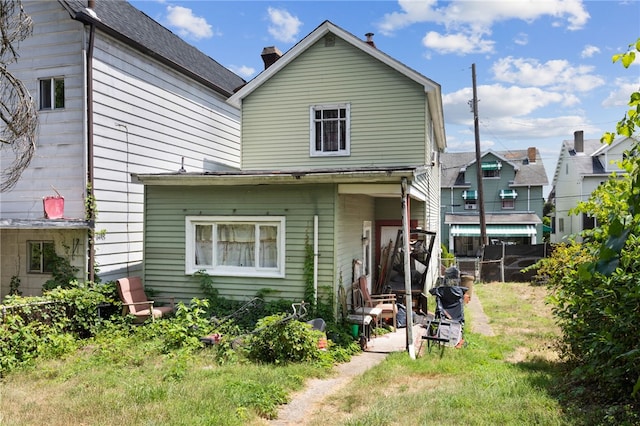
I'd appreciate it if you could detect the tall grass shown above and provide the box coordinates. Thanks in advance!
[1,282,629,425]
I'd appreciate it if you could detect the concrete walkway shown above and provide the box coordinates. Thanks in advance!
[269,292,494,425]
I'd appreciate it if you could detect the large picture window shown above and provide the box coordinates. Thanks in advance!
[186,216,285,277]
[310,103,350,156]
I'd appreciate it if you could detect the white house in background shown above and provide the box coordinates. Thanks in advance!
[0,0,244,297]
[549,130,637,243]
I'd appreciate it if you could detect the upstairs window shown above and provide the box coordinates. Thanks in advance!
[28,241,55,273]
[481,161,501,178]
[310,104,350,156]
[39,77,65,110]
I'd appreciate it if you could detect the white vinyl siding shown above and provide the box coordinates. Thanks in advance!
[90,34,241,282]
[241,36,426,170]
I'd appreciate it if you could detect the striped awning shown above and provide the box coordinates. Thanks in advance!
[481,161,501,171]
[462,190,477,200]
[500,189,518,199]
[450,224,536,237]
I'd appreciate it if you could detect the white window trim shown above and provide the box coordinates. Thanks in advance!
[39,77,65,110]
[309,103,351,157]
[185,216,285,278]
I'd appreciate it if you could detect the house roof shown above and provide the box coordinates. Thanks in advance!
[440,149,548,188]
[60,0,245,97]
[551,137,605,186]
[227,20,446,150]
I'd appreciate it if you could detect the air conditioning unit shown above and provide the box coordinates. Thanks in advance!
[464,204,477,210]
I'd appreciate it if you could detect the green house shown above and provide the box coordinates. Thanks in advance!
[135,21,447,306]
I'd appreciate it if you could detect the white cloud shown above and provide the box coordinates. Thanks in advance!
[443,83,601,140]
[514,33,528,46]
[267,7,302,43]
[491,57,605,93]
[380,0,589,34]
[602,77,640,108]
[378,0,589,56]
[166,5,213,40]
[229,65,256,79]
[422,31,494,55]
[581,45,600,58]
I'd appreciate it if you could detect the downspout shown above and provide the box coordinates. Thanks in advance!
[85,13,96,283]
[313,215,319,304]
[401,178,416,359]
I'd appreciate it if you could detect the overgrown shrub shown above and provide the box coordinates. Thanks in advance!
[0,284,113,376]
[247,314,323,364]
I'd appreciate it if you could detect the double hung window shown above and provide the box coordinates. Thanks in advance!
[310,104,350,156]
[39,77,65,110]
[28,241,55,273]
[186,216,285,277]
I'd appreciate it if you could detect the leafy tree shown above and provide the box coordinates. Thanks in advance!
[542,38,640,408]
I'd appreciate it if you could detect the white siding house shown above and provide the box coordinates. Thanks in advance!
[550,131,637,243]
[0,0,244,297]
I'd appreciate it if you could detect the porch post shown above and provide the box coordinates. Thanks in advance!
[401,178,416,359]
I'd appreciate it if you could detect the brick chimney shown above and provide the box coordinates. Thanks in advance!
[574,130,584,153]
[261,46,282,70]
[527,147,536,163]
[365,33,376,48]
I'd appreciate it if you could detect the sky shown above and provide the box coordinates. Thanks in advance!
[130,0,640,195]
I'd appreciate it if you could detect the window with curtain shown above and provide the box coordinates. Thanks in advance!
[187,216,285,277]
[310,103,350,156]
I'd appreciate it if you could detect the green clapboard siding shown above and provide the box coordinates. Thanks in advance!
[143,184,336,302]
[241,36,427,170]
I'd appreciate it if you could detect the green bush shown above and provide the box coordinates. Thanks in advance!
[247,314,323,364]
[0,285,113,376]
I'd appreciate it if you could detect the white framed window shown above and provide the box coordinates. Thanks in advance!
[185,216,285,277]
[310,103,350,156]
[39,77,65,110]
[28,241,55,273]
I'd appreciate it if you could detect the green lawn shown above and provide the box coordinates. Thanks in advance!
[0,282,624,425]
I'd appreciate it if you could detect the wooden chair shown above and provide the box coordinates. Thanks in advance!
[116,277,175,323]
[355,275,397,330]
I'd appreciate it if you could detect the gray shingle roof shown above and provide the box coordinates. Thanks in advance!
[61,0,245,96]
[441,149,548,188]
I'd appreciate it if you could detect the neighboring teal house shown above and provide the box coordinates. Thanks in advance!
[134,21,446,304]
[440,148,548,257]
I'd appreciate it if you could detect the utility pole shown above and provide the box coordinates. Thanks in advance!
[472,63,488,247]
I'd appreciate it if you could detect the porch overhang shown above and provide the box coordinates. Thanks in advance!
[133,166,430,190]
[0,218,91,230]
